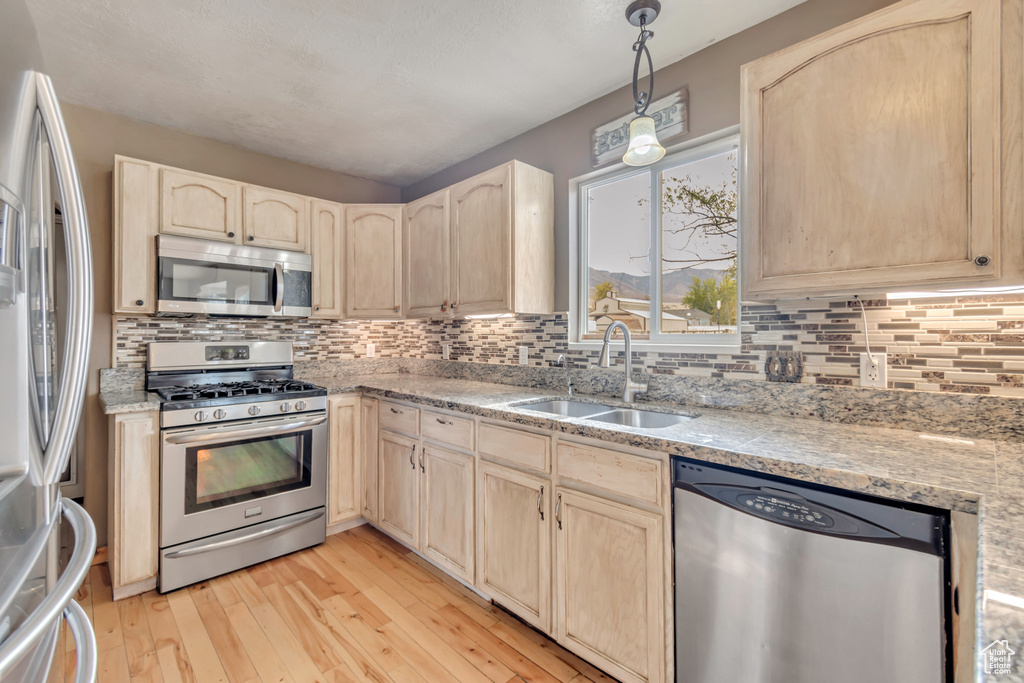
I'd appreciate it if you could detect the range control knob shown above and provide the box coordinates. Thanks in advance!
[194,411,208,422]
[213,409,226,420]
[280,403,291,413]
[294,400,306,411]
[248,405,261,416]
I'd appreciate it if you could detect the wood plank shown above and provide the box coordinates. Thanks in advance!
[222,602,295,683]
[341,530,450,610]
[91,565,126,654]
[315,541,376,593]
[320,594,406,673]
[140,592,195,683]
[189,585,260,683]
[492,610,616,682]
[207,576,242,608]
[227,571,266,609]
[249,601,329,683]
[376,621,460,683]
[281,553,336,600]
[407,601,516,683]
[436,604,560,683]
[347,591,391,630]
[116,595,161,681]
[386,663,429,683]
[403,553,501,629]
[489,620,579,682]
[260,581,343,672]
[164,589,230,683]
[361,586,491,683]
[97,644,132,683]
[327,535,419,608]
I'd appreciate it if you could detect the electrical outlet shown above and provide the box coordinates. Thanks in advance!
[366,343,376,358]
[860,352,887,388]
[518,346,529,365]
[442,343,451,360]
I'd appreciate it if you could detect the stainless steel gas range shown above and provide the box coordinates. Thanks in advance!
[147,341,327,593]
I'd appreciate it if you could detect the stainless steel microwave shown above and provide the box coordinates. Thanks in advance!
[156,234,312,317]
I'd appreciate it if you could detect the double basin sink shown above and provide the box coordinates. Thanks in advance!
[522,399,694,429]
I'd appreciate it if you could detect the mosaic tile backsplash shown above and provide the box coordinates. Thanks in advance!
[113,292,1024,397]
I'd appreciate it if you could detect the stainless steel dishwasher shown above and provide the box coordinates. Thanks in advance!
[672,457,950,683]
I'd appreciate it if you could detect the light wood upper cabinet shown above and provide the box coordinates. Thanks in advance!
[113,156,157,314]
[108,411,160,597]
[404,189,451,318]
[243,185,309,252]
[420,444,475,583]
[159,167,241,243]
[448,161,554,316]
[477,461,550,632]
[328,395,361,526]
[346,204,404,318]
[740,0,1003,299]
[311,199,345,319]
[360,398,379,523]
[377,430,419,546]
[554,488,664,683]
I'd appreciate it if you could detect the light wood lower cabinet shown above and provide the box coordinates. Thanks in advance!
[420,444,475,583]
[476,461,550,632]
[360,398,379,523]
[108,411,160,598]
[554,487,665,683]
[327,395,361,526]
[377,430,420,546]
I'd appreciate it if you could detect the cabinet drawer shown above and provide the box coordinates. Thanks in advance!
[556,442,663,506]
[379,401,419,435]
[478,423,550,473]
[421,410,474,451]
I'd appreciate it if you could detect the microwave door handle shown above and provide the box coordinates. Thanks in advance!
[34,73,93,487]
[274,263,284,313]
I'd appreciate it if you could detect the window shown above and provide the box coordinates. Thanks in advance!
[573,133,739,348]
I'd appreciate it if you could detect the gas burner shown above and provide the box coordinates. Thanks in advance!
[155,379,322,402]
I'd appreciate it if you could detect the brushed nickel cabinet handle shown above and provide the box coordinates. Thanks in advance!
[409,444,416,469]
[391,407,402,414]
[435,417,452,426]
[537,486,544,521]
[555,493,562,530]
[419,450,425,473]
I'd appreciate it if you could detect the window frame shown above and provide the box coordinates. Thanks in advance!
[569,127,742,353]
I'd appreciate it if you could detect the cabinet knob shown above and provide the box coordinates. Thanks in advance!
[227,231,235,238]
[314,306,320,311]
[441,301,448,312]
[975,255,992,267]
[393,306,400,313]
[135,299,144,306]
[248,235,255,241]
[451,302,458,311]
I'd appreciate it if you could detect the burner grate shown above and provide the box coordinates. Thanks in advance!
[155,379,322,402]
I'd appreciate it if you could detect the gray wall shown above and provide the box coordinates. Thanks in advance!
[401,0,898,311]
[64,103,401,545]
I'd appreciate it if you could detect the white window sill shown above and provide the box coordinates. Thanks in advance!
[568,341,742,355]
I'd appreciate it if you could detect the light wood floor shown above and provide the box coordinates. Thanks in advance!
[49,524,616,683]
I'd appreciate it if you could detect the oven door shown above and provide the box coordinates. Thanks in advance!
[160,412,327,549]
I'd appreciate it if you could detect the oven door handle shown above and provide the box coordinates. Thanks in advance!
[164,508,325,559]
[273,263,284,313]
[164,415,327,445]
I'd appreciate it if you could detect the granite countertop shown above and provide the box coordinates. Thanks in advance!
[100,372,1024,680]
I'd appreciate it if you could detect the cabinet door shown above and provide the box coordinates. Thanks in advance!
[420,444,474,583]
[311,199,344,318]
[109,412,160,590]
[450,165,511,315]
[741,0,1000,298]
[243,185,309,252]
[405,189,451,318]
[377,430,419,547]
[113,157,157,314]
[360,398,379,523]
[328,395,361,526]
[477,461,550,632]
[554,488,664,683]
[159,167,241,242]
[346,205,403,318]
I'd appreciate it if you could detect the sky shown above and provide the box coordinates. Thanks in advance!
[587,149,738,277]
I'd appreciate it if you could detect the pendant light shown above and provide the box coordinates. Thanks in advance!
[622,0,666,166]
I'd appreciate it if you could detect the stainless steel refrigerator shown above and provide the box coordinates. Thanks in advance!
[0,0,97,681]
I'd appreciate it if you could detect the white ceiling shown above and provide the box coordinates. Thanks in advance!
[27,0,806,187]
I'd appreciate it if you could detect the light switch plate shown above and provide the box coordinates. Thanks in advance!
[518,346,529,365]
[366,343,376,358]
[442,343,451,360]
[860,352,887,388]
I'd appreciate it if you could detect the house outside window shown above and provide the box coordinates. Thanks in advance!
[571,131,741,351]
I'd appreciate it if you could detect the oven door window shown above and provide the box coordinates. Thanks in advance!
[184,431,312,513]
[159,257,274,306]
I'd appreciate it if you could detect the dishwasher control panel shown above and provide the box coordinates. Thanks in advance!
[737,493,835,529]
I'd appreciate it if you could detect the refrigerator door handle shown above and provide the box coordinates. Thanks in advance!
[0,498,96,678]
[33,73,93,487]
[63,599,97,683]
